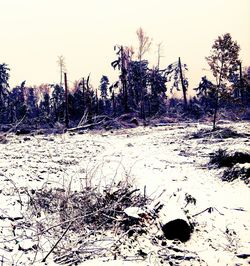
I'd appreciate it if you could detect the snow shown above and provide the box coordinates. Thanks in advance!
[0,121,250,265]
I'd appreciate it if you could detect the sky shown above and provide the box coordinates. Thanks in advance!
[0,0,250,92]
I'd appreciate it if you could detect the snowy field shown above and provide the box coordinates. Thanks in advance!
[0,121,250,265]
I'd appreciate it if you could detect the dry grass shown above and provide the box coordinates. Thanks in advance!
[222,164,250,184]
[29,181,149,232]
[190,127,249,140]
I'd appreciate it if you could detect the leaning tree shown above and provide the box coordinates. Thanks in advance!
[166,58,189,110]
[206,33,240,130]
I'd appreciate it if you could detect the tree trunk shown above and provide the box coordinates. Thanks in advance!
[212,86,220,131]
[140,94,145,120]
[239,61,244,103]
[213,60,224,131]
[112,91,116,116]
[121,46,129,113]
[124,83,128,113]
[213,101,218,131]
[64,73,69,128]
[148,97,151,117]
[178,57,188,110]
[60,65,63,87]
[95,89,99,115]
[82,78,86,113]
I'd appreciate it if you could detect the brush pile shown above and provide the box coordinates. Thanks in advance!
[210,149,250,184]
[15,181,204,265]
[29,181,148,232]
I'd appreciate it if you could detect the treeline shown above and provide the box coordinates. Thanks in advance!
[0,31,250,130]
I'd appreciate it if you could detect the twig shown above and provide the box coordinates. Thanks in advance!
[124,188,140,198]
[192,207,224,217]
[0,207,107,244]
[31,235,40,264]
[223,206,246,212]
[42,220,73,262]
[4,176,23,210]
[150,188,166,201]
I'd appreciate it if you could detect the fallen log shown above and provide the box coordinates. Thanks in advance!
[67,119,106,132]
[124,197,193,242]
[68,115,113,132]
[157,200,192,242]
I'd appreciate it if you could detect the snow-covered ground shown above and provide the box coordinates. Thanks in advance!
[0,121,249,265]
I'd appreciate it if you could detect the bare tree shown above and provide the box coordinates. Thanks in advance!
[57,56,66,87]
[136,27,152,62]
[156,42,164,69]
[178,57,188,110]
[135,28,152,119]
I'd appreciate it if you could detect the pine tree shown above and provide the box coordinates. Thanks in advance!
[99,75,109,100]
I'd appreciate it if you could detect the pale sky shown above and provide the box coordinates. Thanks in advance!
[1,0,250,91]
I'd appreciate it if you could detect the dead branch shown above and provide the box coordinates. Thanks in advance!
[118,188,140,203]
[42,221,73,262]
[77,110,88,127]
[68,116,112,131]
[3,114,27,136]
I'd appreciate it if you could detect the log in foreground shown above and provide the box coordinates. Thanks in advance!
[158,200,192,242]
[162,218,191,242]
